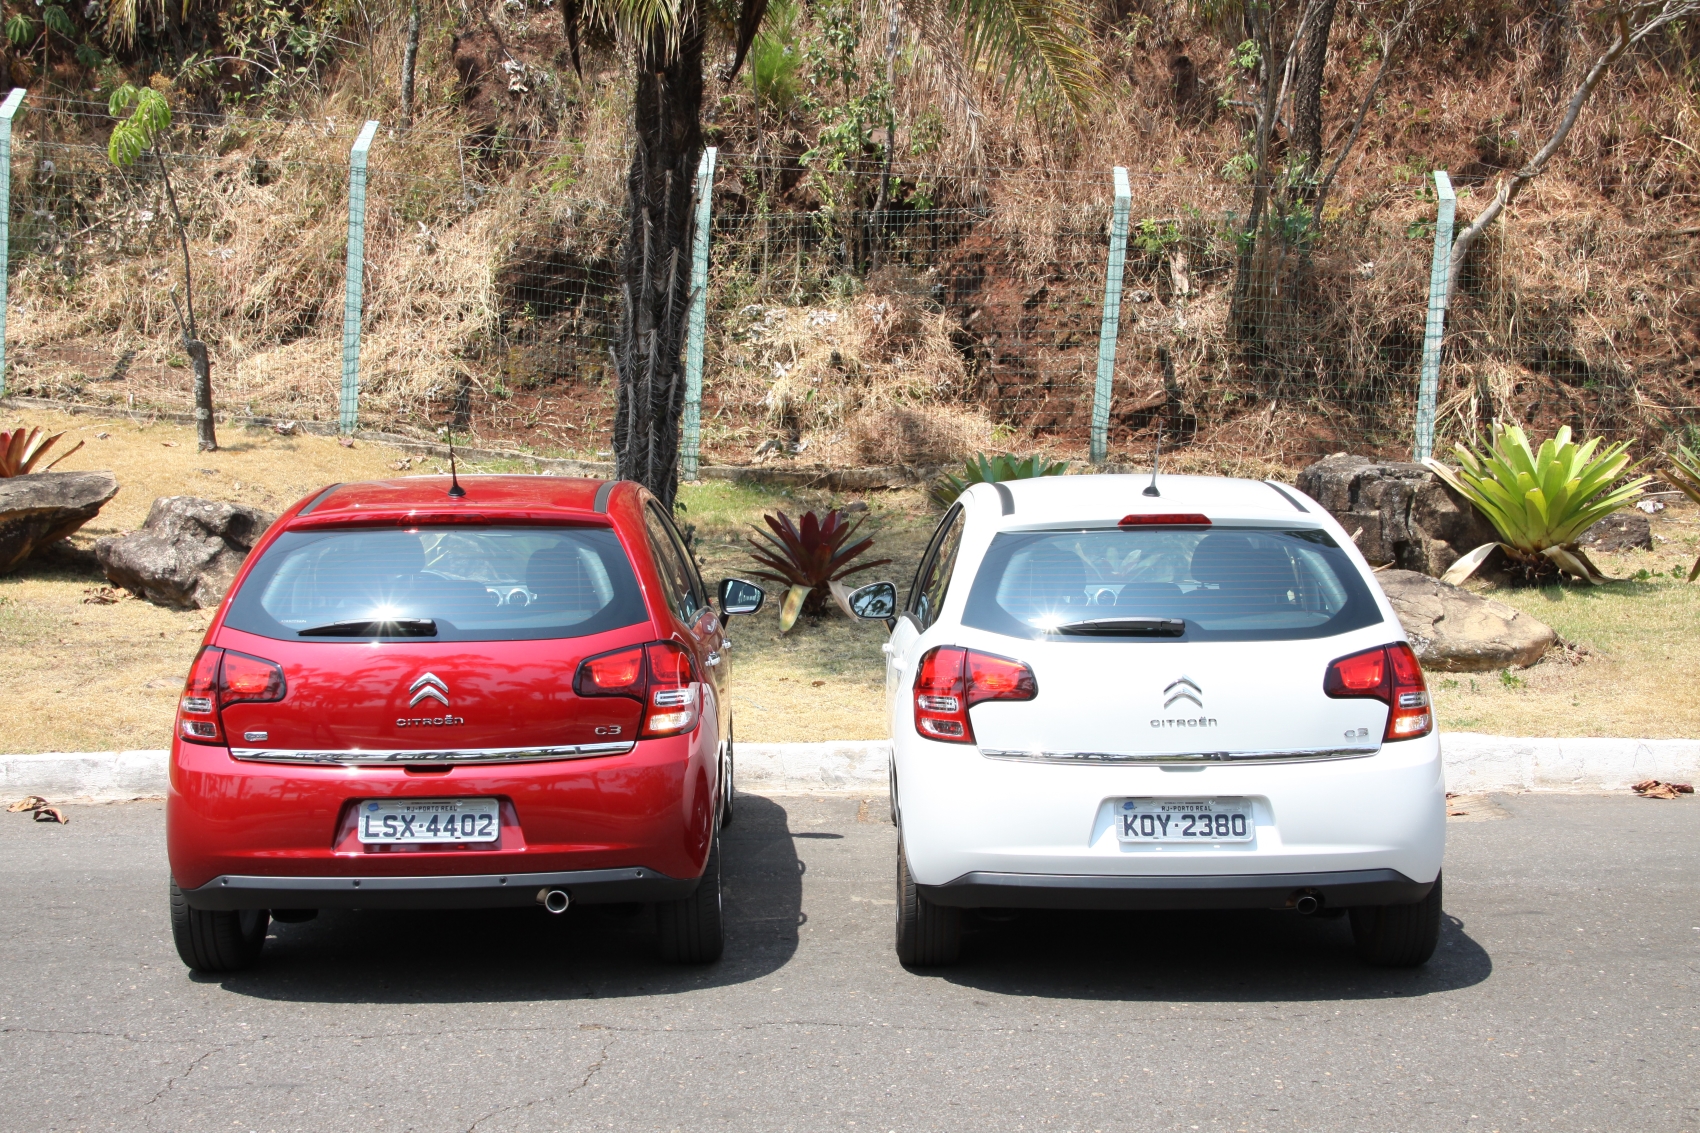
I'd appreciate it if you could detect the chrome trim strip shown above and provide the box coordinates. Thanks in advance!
[979,746,1380,765]
[229,741,635,765]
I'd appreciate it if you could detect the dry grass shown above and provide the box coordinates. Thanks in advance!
[6,404,1700,751]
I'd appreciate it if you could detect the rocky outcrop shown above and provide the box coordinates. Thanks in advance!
[1378,569,1556,671]
[1576,511,1653,553]
[1296,455,1500,576]
[0,471,120,573]
[96,497,276,609]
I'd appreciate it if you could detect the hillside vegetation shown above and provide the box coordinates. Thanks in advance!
[3,0,1698,471]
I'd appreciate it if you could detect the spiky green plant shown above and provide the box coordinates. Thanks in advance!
[930,452,1070,508]
[1424,423,1648,585]
[745,509,891,631]
[0,426,79,476]
[1663,442,1700,582]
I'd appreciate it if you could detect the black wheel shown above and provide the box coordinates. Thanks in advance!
[1350,872,1443,968]
[169,881,268,973]
[720,716,735,830]
[657,831,724,964]
[895,840,960,967]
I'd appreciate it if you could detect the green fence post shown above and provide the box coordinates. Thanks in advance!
[0,88,26,398]
[1091,166,1131,466]
[681,145,717,482]
[340,120,379,435]
[1414,170,1455,463]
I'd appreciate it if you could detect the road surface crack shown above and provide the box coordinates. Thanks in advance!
[463,1040,612,1132]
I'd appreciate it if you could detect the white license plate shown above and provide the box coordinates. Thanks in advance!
[357,798,501,844]
[1114,798,1254,843]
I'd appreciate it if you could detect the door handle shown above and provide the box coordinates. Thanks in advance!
[706,650,722,667]
[881,643,894,656]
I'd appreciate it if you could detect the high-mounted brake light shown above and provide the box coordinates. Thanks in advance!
[1324,642,1431,741]
[176,647,287,744]
[575,641,701,738]
[913,646,1038,744]
[1118,513,1211,527]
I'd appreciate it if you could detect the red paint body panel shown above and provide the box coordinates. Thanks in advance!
[166,476,728,897]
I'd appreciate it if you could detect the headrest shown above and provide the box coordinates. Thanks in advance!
[1188,531,1291,586]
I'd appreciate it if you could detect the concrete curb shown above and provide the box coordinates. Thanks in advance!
[3,735,1695,802]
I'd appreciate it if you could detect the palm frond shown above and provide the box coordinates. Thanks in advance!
[900,0,1104,123]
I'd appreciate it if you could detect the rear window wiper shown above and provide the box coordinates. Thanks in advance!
[1046,617,1186,637]
[297,618,438,638]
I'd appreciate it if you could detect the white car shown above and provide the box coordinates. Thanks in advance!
[847,473,1445,968]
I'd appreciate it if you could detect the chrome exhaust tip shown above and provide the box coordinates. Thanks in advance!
[538,888,571,914]
[1293,893,1321,916]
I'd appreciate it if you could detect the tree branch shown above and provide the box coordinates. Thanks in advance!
[1445,0,1700,309]
[1311,0,1419,227]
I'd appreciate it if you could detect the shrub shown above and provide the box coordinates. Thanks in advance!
[745,509,890,631]
[1425,423,1647,584]
[0,426,79,476]
[930,452,1070,509]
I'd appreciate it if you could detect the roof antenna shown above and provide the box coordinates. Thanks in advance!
[1143,422,1163,497]
[443,426,467,498]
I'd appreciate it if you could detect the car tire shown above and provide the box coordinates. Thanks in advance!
[169,881,269,973]
[656,832,724,964]
[895,840,960,967]
[1349,872,1442,968]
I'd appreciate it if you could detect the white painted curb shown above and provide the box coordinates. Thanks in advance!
[2,735,1695,801]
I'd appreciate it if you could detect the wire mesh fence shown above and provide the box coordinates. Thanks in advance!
[2,94,1694,475]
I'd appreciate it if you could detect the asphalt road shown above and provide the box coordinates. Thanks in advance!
[1,792,1696,1133]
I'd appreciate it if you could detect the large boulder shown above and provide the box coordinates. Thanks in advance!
[1377,569,1556,671]
[0,471,120,573]
[1296,455,1500,576]
[97,497,277,609]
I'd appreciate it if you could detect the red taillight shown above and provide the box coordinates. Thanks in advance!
[219,651,286,704]
[913,646,1038,744]
[178,647,224,743]
[177,647,288,744]
[575,641,701,738]
[1118,513,1212,527]
[1325,642,1431,741]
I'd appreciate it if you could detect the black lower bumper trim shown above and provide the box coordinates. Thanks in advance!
[182,866,698,911]
[918,868,1431,911]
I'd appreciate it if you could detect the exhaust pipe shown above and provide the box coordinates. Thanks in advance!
[538,888,571,914]
[1293,893,1321,916]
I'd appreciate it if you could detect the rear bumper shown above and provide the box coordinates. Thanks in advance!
[180,865,698,911]
[919,867,1431,911]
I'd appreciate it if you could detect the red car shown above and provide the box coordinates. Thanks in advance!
[166,475,765,972]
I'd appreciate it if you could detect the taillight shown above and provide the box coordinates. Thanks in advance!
[178,647,224,743]
[175,648,287,744]
[220,651,286,704]
[575,641,701,738]
[1325,642,1431,741]
[913,646,1038,744]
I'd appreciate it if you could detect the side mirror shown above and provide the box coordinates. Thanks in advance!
[717,578,766,618]
[846,581,897,621]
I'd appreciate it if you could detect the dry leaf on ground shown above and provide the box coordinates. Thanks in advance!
[7,796,48,812]
[338,436,354,448]
[1631,779,1695,799]
[81,587,119,605]
[160,441,177,447]
[32,806,67,824]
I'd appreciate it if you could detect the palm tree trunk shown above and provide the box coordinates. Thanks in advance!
[613,16,705,510]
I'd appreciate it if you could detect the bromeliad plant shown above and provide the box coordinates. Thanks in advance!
[0,426,80,476]
[746,509,890,632]
[930,452,1070,509]
[1424,423,1648,585]
[1662,441,1700,582]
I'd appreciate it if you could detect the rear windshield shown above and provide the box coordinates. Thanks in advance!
[224,525,648,642]
[961,526,1384,642]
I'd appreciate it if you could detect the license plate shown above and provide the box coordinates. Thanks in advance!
[357,798,501,844]
[1114,798,1254,843]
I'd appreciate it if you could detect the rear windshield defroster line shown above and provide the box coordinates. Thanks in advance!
[223,524,649,643]
[960,525,1385,643]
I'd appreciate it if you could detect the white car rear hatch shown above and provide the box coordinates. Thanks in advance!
[943,476,1414,762]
